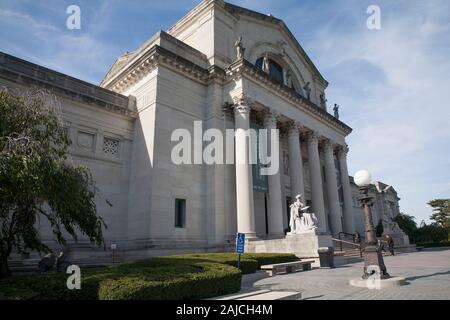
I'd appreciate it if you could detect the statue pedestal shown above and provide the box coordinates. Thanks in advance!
[245,232,333,259]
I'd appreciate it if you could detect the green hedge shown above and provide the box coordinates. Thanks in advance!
[417,241,450,248]
[241,253,299,268]
[0,252,298,300]
[171,253,257,274]
[171,253,298,274]
[0,257,241,300]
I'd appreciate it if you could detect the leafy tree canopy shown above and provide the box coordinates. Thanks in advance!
[393,212,417,239]
[0,89,106,278]
[428,199,450,229]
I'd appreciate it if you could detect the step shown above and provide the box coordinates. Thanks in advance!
[211,289,302,300]
[211,290,271,300]
[239,291,302,300]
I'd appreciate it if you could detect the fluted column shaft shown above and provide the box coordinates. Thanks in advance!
[264,111,284,237]
[306,132,327,232]
[234,98,256,238]
[338,146,355,234]
[287,122,305,198]
[323,140,343,235]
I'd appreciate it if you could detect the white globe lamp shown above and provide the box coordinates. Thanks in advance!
[354,170,372,187]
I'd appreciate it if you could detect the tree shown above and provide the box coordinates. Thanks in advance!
[0,89,106,278]
[414,222,448,243]
[393,212,417,241]
[428,199,450,229]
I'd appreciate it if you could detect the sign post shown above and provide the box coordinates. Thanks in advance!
[111,243,117,264]
[236,233,245,270]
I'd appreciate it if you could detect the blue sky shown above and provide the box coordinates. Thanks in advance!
[1,0,449,225]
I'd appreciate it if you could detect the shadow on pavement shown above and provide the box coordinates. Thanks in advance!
[406,270,450,281]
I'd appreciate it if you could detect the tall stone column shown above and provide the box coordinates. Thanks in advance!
[337,145,355,234]
[264,110,284,237]
[306,132,327,232]
[233,96,256,239]
[287,121,305,198]
[323,139,343,236]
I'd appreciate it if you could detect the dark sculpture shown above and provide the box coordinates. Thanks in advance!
[56,251,72,272]
[333,104,340,119]
[38,253,56,272]
[303,82,311,100]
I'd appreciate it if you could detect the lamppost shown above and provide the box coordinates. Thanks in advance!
[354,170,390,280]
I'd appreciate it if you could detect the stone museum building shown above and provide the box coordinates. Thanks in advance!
[0,0,408,259]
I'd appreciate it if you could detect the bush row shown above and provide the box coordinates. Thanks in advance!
[417,241,450,248]
[171,252,299,274]
[0,257,241,300]
[0,252,298,300]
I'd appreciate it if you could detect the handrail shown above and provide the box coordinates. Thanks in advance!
[333,238,360,247]
[332,238,363,258]
[338,231,365,242]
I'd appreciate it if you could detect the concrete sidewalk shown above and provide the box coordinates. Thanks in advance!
[241,248,450,300]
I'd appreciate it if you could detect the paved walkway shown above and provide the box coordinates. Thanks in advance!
[241,248,450,300]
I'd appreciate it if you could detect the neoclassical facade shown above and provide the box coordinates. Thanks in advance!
[0,0,405,258]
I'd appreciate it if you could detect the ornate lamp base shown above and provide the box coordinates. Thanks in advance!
[362,245,390,279]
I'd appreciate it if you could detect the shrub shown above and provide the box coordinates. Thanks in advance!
[171,253,298,274]
[0,257,241,300]
[414,224,448,243]
[99,259,241,300]
[241,253,298,267]
[416,241,450,248]
[0,252,298,300]
[170,253,258,274]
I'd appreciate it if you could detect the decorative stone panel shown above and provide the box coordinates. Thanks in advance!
[103,137,120,158]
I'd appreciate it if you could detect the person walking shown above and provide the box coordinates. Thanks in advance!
[378,239,386,253]
[386,235,395,256]
[354,231,361,244]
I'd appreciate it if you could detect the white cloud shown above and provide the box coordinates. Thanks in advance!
[305,1,450,222]
[0,6,119,84]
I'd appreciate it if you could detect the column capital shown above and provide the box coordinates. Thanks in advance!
[336,144,349,158]
[322,138,338,154]
[306,131,320,146]
[263,109,280,128]
[286,120,303,137]
[232,93,254,114]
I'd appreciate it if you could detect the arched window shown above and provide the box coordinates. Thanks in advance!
[255,56,284,84]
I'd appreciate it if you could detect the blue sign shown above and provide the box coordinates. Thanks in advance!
[236,233,245,254]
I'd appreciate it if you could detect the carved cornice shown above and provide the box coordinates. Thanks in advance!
[0,52,137,118]
[224,59,352,136]
[108,45,218,93]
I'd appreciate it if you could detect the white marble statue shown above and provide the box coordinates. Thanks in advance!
[289,194,318,234]
[235,36,245,60]
[262,53,270,74]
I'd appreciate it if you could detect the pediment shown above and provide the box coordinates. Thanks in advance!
[224,2,327,87]
[100,51,135,87]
